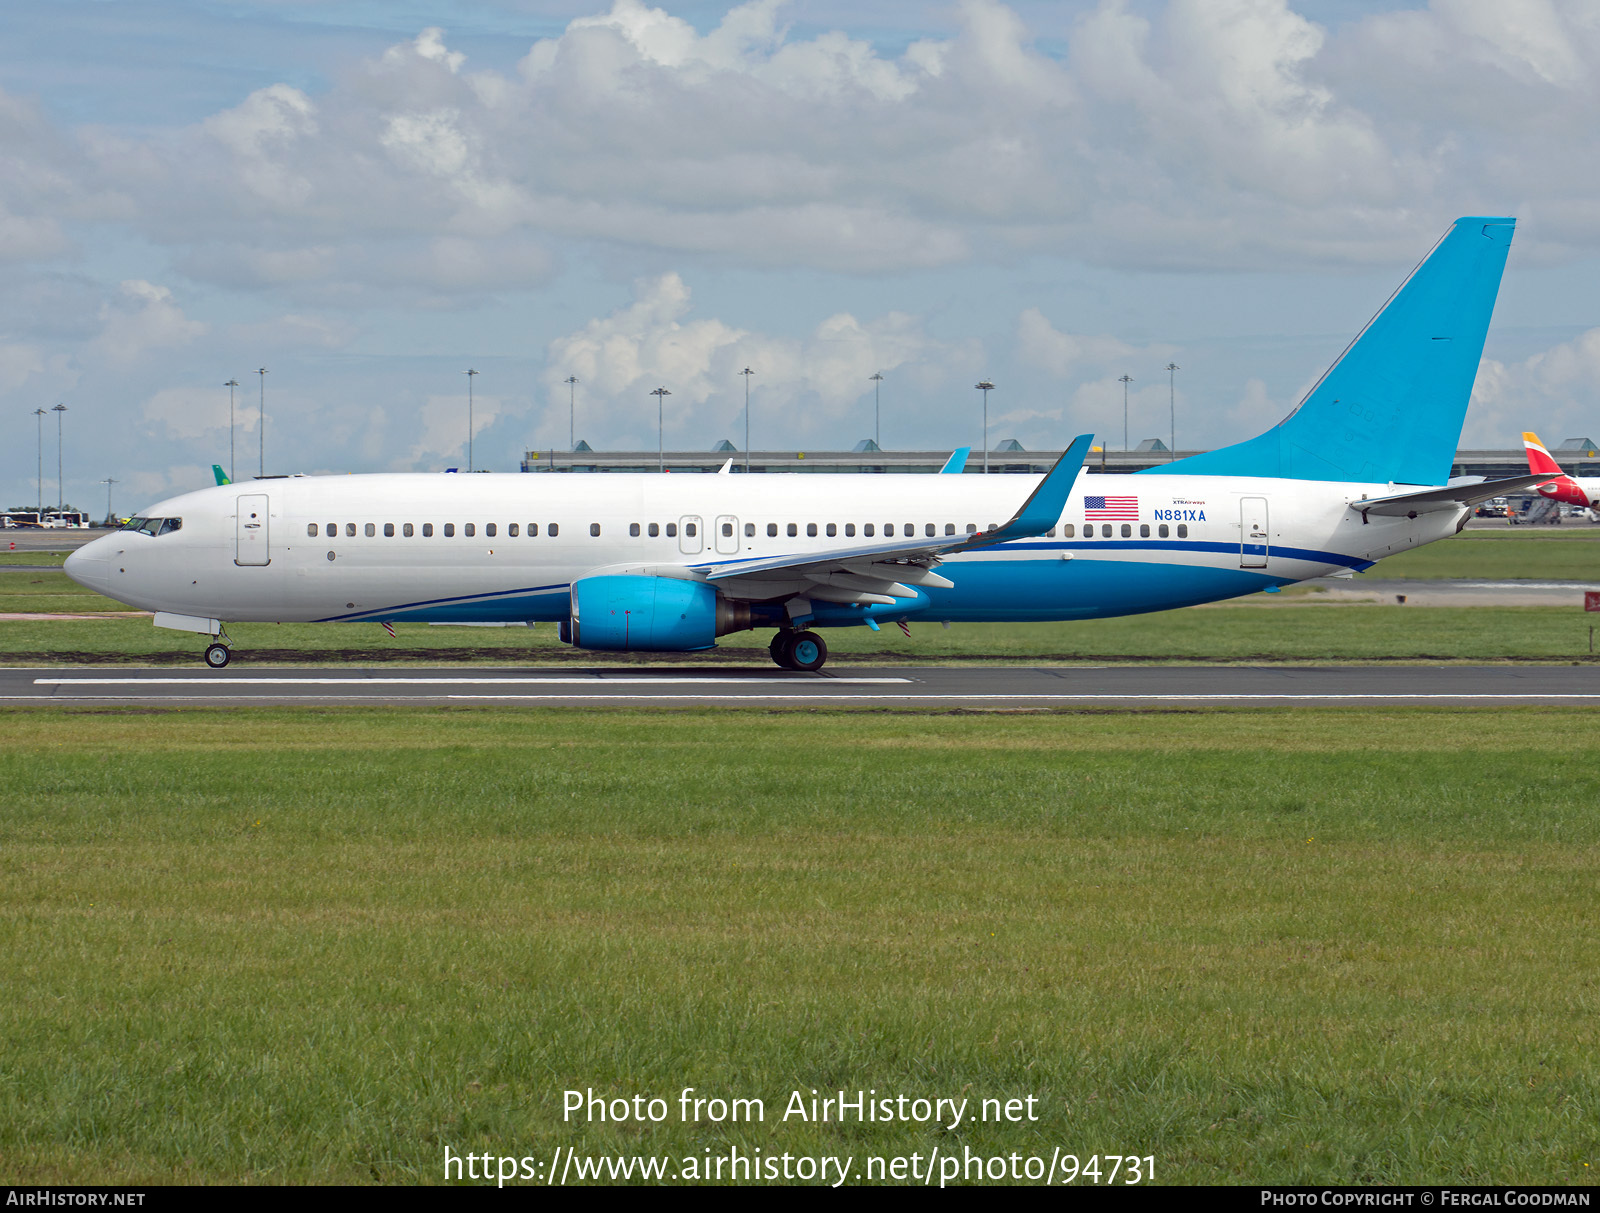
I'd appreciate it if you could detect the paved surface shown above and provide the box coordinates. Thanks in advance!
[4,665,1597,707]
[1312,578,1598,606]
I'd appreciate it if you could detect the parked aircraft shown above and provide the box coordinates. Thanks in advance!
[1522,432,1599,510]
[66,217,1548,671]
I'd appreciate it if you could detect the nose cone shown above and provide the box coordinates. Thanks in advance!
[64,537,112,595]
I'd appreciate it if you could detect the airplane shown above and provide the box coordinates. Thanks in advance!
[213,465,231,487]
[65,216,1552,672]
[1522,432,1599,511]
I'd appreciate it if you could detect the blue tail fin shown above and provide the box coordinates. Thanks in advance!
[1141,217,1515,486]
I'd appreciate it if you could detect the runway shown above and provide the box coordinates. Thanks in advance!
[5,664,1598,707]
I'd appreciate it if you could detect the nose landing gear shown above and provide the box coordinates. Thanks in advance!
[770,629,827,672]
[204,642,231,669]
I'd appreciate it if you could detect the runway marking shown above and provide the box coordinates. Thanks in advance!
[32,675,912,687]
[440,693,1600,701]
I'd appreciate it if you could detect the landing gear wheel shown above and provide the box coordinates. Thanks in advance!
[786,630,827,673]
[769,631,789,667]
[204,643,231,669]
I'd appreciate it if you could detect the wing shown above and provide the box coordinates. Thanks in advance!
[697,435,1093,605]
[1353,472,1554,518]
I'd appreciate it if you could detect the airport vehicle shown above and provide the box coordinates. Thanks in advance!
[1523,432,1600,511]
[65,217,1549,670]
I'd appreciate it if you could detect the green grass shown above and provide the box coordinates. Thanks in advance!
[4,604,1598,665]
[2,707,1597,1185]
[1357,532,1600,580]
[0,551,68,567]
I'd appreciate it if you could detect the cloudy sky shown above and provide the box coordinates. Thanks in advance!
[3,0,1599,513]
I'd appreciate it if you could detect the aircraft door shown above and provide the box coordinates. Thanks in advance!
[714,514,740,555]
[678,515,703,555]
[236,493,271,566]
[1240,497,1268,568]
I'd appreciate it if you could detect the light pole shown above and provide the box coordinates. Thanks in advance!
[975,381,994,473]
[101,477,117,526]
[465,369,478,472]
[1165,363,1179,461]
[52,403,67,510]
[740,367,754,472]
[224,379,239,483]
[1118,374,1133,451]
[651,387,671,472]
[32,408,46,512]
[869,372,883,449]
[564,375,578,452]
[255,368,267,477]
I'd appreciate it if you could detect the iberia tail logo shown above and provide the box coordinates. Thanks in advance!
[1522,431,1588,505]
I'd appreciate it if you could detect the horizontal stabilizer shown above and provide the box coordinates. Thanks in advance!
[1354,473,1552,517]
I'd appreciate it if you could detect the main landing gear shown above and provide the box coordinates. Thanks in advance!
[770,629,828,672]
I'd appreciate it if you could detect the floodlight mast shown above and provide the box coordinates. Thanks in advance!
[52,403,67,510]
[740,367,754,473]
[651,387,671,471]
[1165,363,1179,462]
[224,380,240,483]
[564,375,578,453]
[1118,374,1133,451]
[975,381,995,473]
[465,369,479,472]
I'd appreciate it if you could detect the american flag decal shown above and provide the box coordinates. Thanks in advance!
[381,621,396,638]
[1084,495,1139,520]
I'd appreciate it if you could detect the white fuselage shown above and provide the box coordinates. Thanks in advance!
[65,471,1460,632]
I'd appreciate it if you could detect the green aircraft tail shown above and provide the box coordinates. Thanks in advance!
[213,465,231,486]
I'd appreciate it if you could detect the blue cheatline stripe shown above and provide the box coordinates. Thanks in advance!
[314,581,571,622]
[315,541,1372,623]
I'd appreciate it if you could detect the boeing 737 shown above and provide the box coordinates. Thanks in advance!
[66,217,1549,671]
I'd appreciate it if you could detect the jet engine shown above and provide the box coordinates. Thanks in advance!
[565,575,751,651]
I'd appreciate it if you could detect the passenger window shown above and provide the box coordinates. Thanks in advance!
[1062,524,1074,538]
[649,523,659,537]
[1158,524,1169,538]
[423,523,434,537]
[845,523,855,537]
[1101,524,1112,537]
[1121,524,1131,538]
[590,523,601,537]
[926,523,936,537]
[884,524,895,537]
[904,523,914,535]
[365,523,376,537]
[307,523,318,537]
[807,524,818,537]
[508,524,518,537]
[966,523,977,534]
[667,523,677,538]
[1139,524,1150,538]
[685,522,695,537]
[1045,527,1056,538]
[630,523,640,537]
[1082,525,1093,540]
[1177,524,1188,538]
[346,523,356,537]
[464,523,476,538]
[722,522,733,537]
[529,523,539,537]
[944,523,955,536]
[787,523,797,537]
[864,523,875,537]
[404,523,414,537]
[384,523,395,537]
[549,523,559,537]
[744,523,755,537]
[486,523,496,538]
[767,523,777,537]
[327,522,337,536]
[444,524,455,537]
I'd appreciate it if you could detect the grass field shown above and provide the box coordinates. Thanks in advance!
[2,707,1597,1185]
[1355,532,1600,581]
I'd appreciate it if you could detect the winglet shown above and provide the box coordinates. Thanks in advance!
[940,447,970,474]
[969,434,1093,547]
[212,464,231,486]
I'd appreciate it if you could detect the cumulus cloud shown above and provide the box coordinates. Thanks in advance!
[538,271,970,447]
[92,280,206,366]
[8,0,1596,298]
[1466,328,1600,447]
[406,392,511,466]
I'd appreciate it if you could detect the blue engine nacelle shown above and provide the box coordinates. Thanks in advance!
[566,575,750,652]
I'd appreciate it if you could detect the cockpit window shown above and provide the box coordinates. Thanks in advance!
[121,516,181,537]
